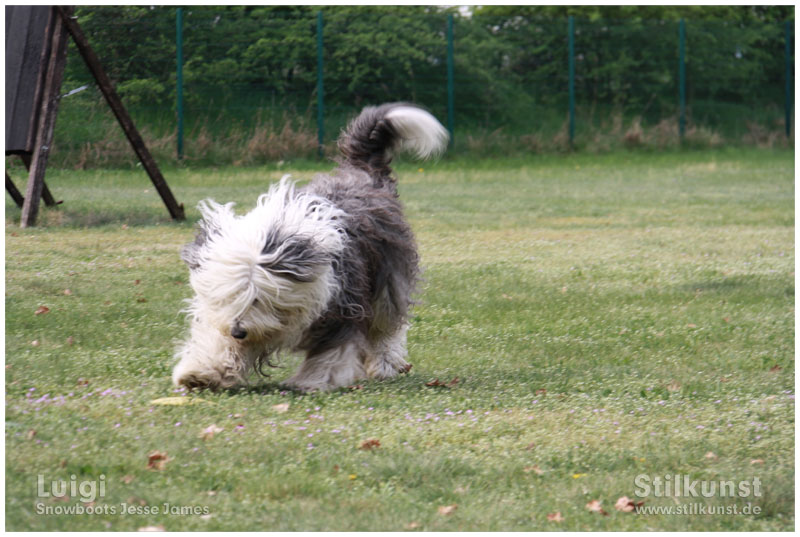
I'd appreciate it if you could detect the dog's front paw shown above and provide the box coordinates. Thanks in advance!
[172,360,243,392]
[175,371,222,391]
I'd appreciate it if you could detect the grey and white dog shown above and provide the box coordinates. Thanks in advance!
[172,103,448,392]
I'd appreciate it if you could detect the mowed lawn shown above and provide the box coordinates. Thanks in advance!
[4,149,794,530]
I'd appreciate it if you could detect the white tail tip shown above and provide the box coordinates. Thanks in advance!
[385,106,449,159]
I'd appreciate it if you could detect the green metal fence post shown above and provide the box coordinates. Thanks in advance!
[679,19,686,141]
[785,20,793,138]
[568,16,575,147]
[176,7,184,160]
[316,11,325,158]
[446,13,455,147]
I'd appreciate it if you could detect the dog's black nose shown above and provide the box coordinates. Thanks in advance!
[231,326,247,339]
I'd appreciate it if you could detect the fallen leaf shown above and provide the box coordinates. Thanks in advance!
[686,323,697,328]
[750,459,765,465]
[66,336,74,345]
[272,403,290,413]
[134,279,141,285]
[31,340,40,347]
[359,438,381,451]
[769,365,782,373]
[200,424,223,440]
[586,499,603,512]
[34,306,50,315]
[347,384,363,390]
[535,388,547,396]
[149,397,210,406]
[63,289,72,296]
[666,380,681,392]
[26,429,37,440]
[348,474,357,480]
[121,475,135,484]
[136,298,147,303]
[571,473,586,479]
[425,377,459,388]
[546,512,564,522]
[523,465,544,475]
[146,451,169,471]
[615,496,634,512]
[615,496,644,512]
[200,514,214,521]
[137,525,164,532]
[586,499,609,516]
[704,451,718,461]
[404,521,421,529]
[437,504,457,516]
[76,378,90,386]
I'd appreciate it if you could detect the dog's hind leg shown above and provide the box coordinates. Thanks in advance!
[365,323,412,380]
[282,334,368,392]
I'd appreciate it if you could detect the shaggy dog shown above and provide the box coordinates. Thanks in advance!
[172,103,448,392]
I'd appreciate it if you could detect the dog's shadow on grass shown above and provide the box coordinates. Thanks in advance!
[229,381,364,397]
[223,371,459,398]
[227,381,288,396]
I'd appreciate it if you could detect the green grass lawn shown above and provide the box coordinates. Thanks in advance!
[5,148,794,530]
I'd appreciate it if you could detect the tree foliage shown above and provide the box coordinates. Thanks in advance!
[63,5,793,130]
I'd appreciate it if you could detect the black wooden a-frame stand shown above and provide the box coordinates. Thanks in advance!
[5,6,184,227]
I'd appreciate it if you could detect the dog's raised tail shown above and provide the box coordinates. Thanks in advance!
[338,103,449,177]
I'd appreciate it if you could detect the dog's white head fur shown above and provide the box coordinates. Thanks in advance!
[183,177,346,351]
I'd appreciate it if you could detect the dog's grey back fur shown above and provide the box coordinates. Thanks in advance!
[300,103,427,355]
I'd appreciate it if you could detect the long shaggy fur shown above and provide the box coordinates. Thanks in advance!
[173,103,448,392]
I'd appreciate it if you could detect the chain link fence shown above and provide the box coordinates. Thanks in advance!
[51,6,793,167]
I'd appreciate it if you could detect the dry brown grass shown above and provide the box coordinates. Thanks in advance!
[51,113,320,169]
[449,112,772,157]
[741,120,793,149]
[47,106,791,168]
[236,115,318,165]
